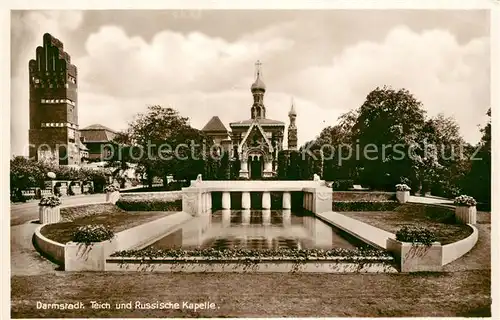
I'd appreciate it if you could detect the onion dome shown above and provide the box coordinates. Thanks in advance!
[251,72,266,91]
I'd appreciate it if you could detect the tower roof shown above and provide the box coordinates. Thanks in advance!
[201,116,228,133]
[251,60,266,91]
[288,98,297,116]
[251,74,266,91]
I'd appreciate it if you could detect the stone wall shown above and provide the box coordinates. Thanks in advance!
[34,224,65,265]
[106,258,398,273]
[386,238,442,272]
[332,191,395,202]
[442,224,479,265]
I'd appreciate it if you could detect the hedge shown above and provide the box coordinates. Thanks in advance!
[116,199,182,211]
[331,201,400,211]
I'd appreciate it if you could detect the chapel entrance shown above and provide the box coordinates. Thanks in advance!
[249,154,263,179]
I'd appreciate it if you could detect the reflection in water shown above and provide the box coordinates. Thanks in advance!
[146,210,359,251]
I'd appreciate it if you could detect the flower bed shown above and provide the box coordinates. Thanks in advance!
[332,201,399,212]
[41,204,171,244]
[116,199,182,211]
[341,203,472,245]
[395,225,437,246]
[71,224,115,245]
[110,247,392,262]
[107,247,396,273]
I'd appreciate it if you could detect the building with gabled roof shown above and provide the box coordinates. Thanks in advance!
[80,124,118,161]
[201,61,298,179]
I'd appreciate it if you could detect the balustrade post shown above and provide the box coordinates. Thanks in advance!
[222,192,231,209]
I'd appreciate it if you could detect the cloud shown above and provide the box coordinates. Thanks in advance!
[76,26,294,96]
[280,25,490,143]
[10,11,83,156]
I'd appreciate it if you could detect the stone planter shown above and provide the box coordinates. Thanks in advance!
[396,190,410,203]
[455,205,477,224]
[39,206,61,224]
[386,238,442,272]
[106,191,120,204]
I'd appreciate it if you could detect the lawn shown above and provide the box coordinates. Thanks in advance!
[11,270,490,318]
[40,204,172,244]
[341,203,474,244]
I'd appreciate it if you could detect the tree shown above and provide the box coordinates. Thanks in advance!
[10,157,46,200]
[463,108,491,206]
[419,114,469,197]
[124,105,213,187]
[352,86,426,190]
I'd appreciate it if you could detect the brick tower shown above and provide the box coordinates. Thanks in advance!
[28,33,81,166]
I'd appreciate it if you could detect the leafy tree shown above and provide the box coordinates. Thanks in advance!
[352,86,426,190]
[123,105,213,187]
[463,108,491,206]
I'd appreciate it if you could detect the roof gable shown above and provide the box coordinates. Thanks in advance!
[201,116,228,133]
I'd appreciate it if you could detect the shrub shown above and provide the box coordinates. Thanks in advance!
[454,195,477,207]
[395,225,437,246]
[331,201,399,211]
[104,184,120,193]
[332,179,355,191]
[38,195,62,207]
[395,184,411,192]
[71,224,115,245]
[116,199,182,211]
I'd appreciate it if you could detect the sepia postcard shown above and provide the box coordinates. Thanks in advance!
[3,1,497,318]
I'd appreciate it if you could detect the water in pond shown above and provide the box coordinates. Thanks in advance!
[145,210,370,250]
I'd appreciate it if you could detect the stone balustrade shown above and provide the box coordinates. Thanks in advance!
[182,180,332,216]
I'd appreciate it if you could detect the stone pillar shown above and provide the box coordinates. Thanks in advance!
[201,193,206,213]
[282,209,291,227]
[263,160,273,178]
[182,190,203,216]
[106,191,120,204]
[262,191,271,209]
[222,209,231,228]
[207,192,212,211]
[39,206,61,224]
[455,206,477,224]
[242,191,251,209]
[239,159,249,178]
[266,237,273,249]
[242,209,250,225]
[262,209,271,226]
[282,192,291,209]
[396,191,410,203]
[222,192,231,209]
[311,187,333,214]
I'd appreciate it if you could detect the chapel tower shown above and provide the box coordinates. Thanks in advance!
[250,60,266,119]
[287,98,298,150]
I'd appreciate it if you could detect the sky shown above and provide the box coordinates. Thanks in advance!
[10,10,490,156]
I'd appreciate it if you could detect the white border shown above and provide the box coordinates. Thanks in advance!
[2,1,498,320]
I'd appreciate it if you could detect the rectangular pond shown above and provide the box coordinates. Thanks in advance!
[143,209,371,251]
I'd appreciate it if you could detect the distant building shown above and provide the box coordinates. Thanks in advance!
[201,61,298,179]
[80,124,117,161]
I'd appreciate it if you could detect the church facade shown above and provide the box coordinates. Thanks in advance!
[202,61,298,179]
